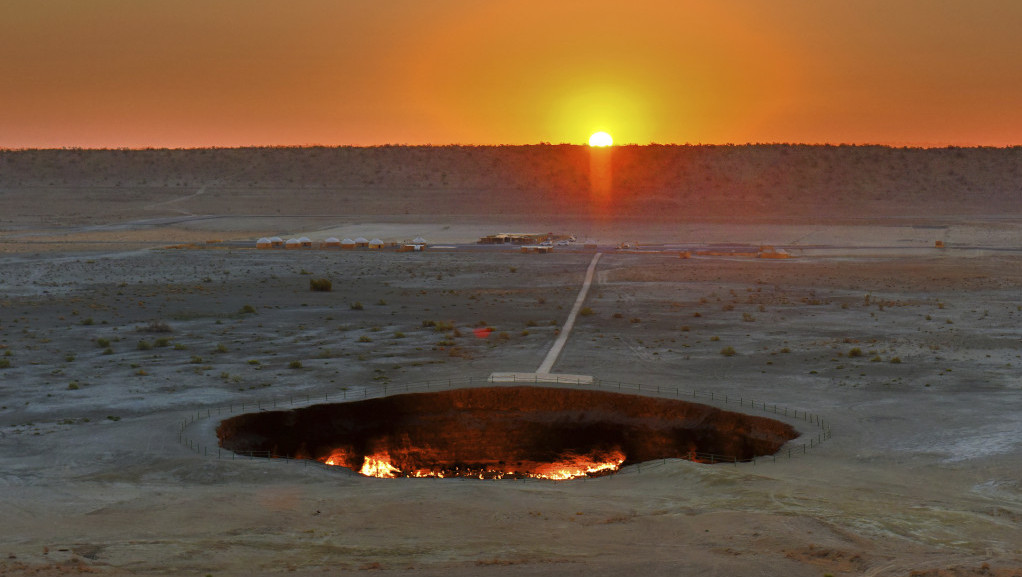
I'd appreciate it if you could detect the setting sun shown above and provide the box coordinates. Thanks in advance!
[588,132,613,147]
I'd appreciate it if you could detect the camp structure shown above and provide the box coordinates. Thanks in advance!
[368,238,386,249]
[479,233,545,245]
[340,238,356,250]
[269,236,284,248]
[399,243,426,252]
[285,238,302,249]
[323,237,341,248]
[758,246,791,259]
[412,236,428,246]
[520,245,553,254]
[256,237,273,249]
[299,237,313,248]
[354,237,370,248]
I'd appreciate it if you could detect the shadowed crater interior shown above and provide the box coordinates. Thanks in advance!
[217,386,800,479]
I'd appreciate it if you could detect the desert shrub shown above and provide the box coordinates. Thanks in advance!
[579,307,594,316]
[102,347,114,355]
[496,332,511,341]
[350,301,364,310]
[680,325,690,332]
[871,355,882,362]
[67,382,79,390]
[720,346,737,357]
[630,318,641,324]
[248,359,260,365]
[780,347,790,353]
[154,338,171,348]
[433,321,454,332]
[890,357,902,364]
[214,343,228,353]
[358,335,373,343]
[709,336,720,342]
[310,278,332,292]
[393,331,406,339]
[239,304,257,314]
[742,313,756,322]
[173,343,187,350]
[376,299,387,306]
[137,340,153,351]
[692,312,702,318]
[81,317,94,326]
[96,338,110,348]
[289,360,303,369]
[848,347,863,357]
[422,320,437,328]
[64,354,76,362]
[0,358,10,369]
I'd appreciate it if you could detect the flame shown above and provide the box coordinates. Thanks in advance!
[321,448,353,467]
[529,449,626,480]
[359,454,401,478]
[315,447,625,480]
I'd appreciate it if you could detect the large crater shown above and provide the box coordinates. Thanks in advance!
[217,386,799,479]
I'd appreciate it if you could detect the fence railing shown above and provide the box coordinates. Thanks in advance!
[178,374,832,476]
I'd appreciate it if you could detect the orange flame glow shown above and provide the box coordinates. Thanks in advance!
[321,448,352,467]
[316,447,626,480]
[529,449,626,480]
[359,454,401,478]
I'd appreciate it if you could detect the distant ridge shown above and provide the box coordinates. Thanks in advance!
[2,145,1019,223]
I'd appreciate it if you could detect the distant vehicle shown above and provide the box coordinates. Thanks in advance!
[568,236,576,242]
[556,240,569,246]
[540,241,553,246]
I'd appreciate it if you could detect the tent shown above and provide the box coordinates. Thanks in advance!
[368,238,385,249]
[285,238,302,249]
[340,238,356,250]
[354,237,370,248]
[256,237,272,249]
[269,236,284,248]
[324,237,341,248]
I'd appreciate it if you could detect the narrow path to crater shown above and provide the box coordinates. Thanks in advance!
[536,252,602,374]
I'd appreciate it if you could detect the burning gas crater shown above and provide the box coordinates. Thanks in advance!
[217,387,799,480]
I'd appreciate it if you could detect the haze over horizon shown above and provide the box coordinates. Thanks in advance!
[3,1,1020,149]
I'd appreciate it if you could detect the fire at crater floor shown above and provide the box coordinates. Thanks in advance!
[216,386,800,480]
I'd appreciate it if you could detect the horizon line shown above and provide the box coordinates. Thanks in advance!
[3,141,1020,152]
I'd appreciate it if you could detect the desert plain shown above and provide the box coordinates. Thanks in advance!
[1,145,1021,576]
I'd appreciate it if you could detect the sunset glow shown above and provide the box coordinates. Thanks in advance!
[588,132,614,147]
[1,1,1020,148]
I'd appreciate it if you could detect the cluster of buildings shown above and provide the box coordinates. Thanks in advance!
[255,236,428,252]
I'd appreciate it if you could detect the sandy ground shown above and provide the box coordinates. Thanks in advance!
[1,173,1021,575]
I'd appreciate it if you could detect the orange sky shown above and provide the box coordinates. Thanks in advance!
[2,0,1020,148]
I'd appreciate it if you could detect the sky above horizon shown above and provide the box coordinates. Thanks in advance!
[2,1,1020,148]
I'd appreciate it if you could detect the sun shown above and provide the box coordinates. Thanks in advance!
[588,131,613,147]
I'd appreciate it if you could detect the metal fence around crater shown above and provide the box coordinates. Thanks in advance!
[178,374,832,477]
